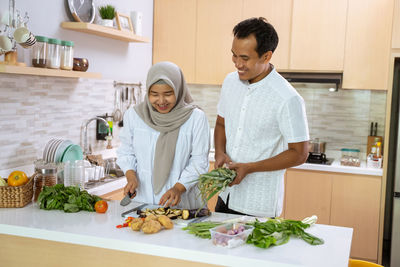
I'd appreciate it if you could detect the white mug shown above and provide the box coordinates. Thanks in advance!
[130,11,143,36]
[0,35,12,52]
[13,27,36,48]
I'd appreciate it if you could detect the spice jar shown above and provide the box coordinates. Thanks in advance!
[60,40,74,70]
[31,36,48,68]
[46,38,61,69]
[33,163,58,202]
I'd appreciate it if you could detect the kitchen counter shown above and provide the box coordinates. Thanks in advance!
[0,201,353,267]
[293,159,383,176]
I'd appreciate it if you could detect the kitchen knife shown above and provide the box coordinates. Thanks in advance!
[120,191,136,206]
[188,214,211,225]
[121,203,147,217]
[374,122,378,136]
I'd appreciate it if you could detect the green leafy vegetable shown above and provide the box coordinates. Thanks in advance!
[37,184,102,213]
[182,221,223,239]
[246,218,324,249]
[191,168,236,207]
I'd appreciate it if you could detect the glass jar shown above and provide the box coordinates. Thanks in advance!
[340,148,361,167]
[33,163,58,202]
[31,36,48,68]
[46,38,61,69]
[60,40,74,70]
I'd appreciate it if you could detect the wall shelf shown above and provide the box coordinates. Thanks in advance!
[61,22,150,43]
[0,65,102,79]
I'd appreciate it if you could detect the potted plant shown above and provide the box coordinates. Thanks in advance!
[98,5,115,27]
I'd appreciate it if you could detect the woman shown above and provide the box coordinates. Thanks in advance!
[116,61,210,209]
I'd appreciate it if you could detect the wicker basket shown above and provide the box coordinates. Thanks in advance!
[0,177,34,208]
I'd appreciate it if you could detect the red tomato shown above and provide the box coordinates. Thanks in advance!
[95,200,108,213]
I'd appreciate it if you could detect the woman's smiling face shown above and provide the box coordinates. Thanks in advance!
[148,83,177,114]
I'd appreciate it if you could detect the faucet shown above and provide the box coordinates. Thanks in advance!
[83,117,111,156]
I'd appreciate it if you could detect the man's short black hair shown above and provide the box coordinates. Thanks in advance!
[233,17,279,57]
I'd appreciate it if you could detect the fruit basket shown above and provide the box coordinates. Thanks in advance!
[0,177,34,208]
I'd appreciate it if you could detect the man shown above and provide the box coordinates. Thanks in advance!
[214,17,309,217]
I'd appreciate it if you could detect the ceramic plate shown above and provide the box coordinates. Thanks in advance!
[45,139,58,162]
[55,140,73,163]
[49,139,63,162]
[61,144,83,163]
[42,138,55,161]
[67,0,95,23]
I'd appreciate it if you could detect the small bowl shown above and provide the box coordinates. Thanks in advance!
[73,58,89,72]
[210,223,254,248]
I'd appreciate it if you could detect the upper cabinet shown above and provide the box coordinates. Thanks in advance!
[242,0,292,70]
[290,0,347,71]
[195,0,242,84]
[153,0,197,82]
[153,0,395,89]
[342,0,394,90]
[392,0,400,48]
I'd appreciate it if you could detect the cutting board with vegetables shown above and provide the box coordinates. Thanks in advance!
[122,204,211,226]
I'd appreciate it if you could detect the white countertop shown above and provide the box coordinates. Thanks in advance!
[293,159,383,176]
[0,201,353,267]
[86,177,126,196]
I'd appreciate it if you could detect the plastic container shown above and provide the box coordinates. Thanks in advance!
[60,40,74,70]
[46,38,61,69]
[210,223,254,248]
[340,148,361,167]
[31,36,48,68]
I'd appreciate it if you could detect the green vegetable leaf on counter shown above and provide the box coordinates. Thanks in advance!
[38,184,102,213]
[246,218,324,249]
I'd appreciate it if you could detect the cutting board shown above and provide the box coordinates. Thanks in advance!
[122,204,205,226]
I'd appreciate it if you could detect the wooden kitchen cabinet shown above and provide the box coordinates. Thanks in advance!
[289,0,347,71]
[342,0,394,89]
[284,168,382,262]
[330,173,381,261]
[284,169,332,224]
[242,0,292,70]
[195,0,242,85]
[153,0,197,82]
[392,0,400,48]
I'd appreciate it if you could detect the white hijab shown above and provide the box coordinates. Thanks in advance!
[134,61,195,194]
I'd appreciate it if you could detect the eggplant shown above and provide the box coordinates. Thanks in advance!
[182,208,211,220]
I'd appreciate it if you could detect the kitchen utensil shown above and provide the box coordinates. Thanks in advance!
[121,202,147,217]
[370,122,374,136]
[13,27,36,48]
[374,122,378,136]
[120,191,136,206]
[188,214,210,225]
[308,138,326,153]
[112,87,122,122]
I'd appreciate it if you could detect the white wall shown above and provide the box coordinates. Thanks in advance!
[0,0,153,82]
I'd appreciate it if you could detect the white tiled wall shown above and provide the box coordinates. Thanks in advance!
[0,76,387,173]
[189,82,387,157]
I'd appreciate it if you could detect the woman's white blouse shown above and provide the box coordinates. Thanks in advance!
[116,107,210,209]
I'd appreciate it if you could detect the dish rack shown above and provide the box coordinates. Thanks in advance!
[0,176,34,208]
